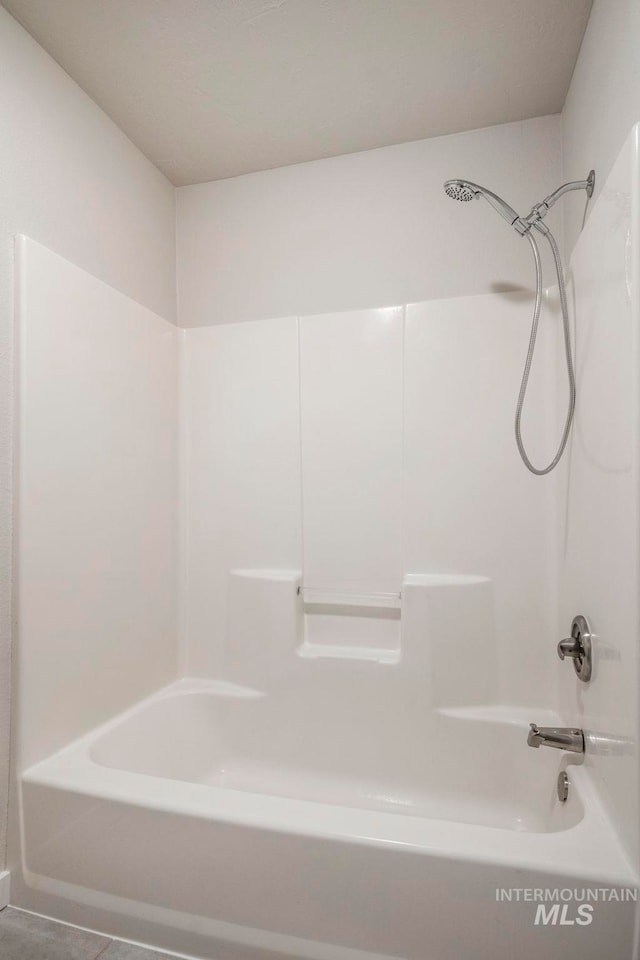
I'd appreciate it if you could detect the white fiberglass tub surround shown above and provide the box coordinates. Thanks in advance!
[14,132,640,960]
[21,573,636,960]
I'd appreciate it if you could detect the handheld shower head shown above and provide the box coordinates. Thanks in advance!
[444,180,476,202]
[443,179,529,234]
[441,171,593,475]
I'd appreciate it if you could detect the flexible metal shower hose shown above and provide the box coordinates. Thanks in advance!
[514,228,576,475]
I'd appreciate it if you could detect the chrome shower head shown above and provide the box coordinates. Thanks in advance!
[443,179,529,234]
[444,180,476,202]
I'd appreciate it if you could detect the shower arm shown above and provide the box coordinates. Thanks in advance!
[524,170,595,229]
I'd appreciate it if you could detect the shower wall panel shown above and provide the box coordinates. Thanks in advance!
[557,124,640,872]
[182,293,558,707]
[299,307,403,596]
[16,237,179,770]
[404,293,557,705]
[181,318,302,677]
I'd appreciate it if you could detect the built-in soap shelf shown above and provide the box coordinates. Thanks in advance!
[297,641,400,665]
[299,584,401,663]
[298,586,401,610]
[223,569,494,684]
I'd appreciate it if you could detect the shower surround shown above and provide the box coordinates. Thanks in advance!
[10,128,640,959]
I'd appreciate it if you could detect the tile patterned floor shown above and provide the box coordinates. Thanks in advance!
[0,906,172,960]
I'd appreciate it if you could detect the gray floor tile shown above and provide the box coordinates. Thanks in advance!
[0,906,110,959]
[100,942,171,959]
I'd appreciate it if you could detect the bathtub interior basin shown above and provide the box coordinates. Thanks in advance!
[85,679,580,833]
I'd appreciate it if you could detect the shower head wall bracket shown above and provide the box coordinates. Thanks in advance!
[525,170,595,229]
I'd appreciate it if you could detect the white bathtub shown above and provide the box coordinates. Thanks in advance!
[19,677,637,960]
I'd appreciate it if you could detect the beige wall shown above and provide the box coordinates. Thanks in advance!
[176,115,562,327]
[562,0,640,257]
[176,0,640,315]
[0,7,177,871]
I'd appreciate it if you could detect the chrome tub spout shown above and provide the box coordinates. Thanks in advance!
[527,723,585,753]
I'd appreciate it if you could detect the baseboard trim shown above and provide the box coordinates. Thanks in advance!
[0,871,10,909]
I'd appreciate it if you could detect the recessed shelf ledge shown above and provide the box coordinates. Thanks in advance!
[297,642,400,665]
[403,574,490,587]
[299,587,401,609]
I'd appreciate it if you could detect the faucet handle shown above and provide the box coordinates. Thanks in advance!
[557,637,583,660]
[557,614,593,682]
